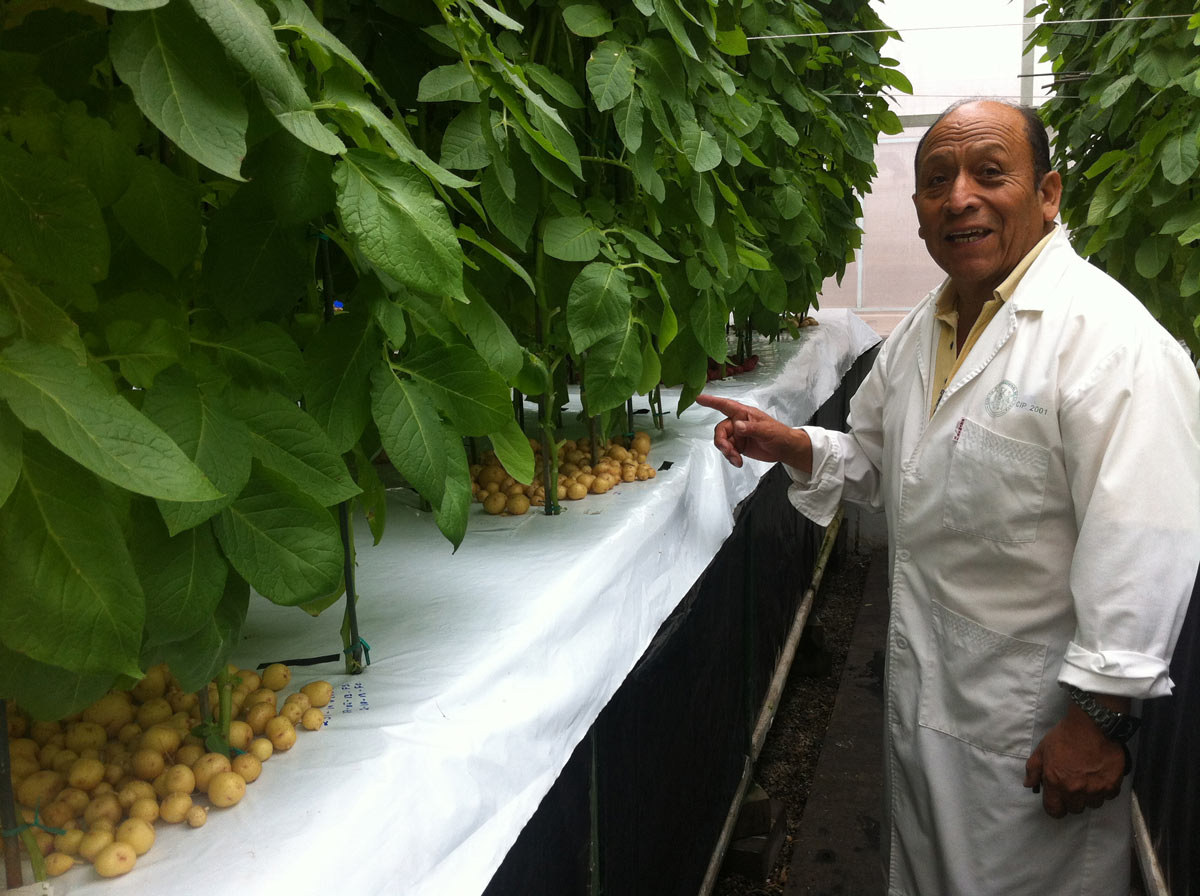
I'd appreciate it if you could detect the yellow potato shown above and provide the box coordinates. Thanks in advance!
[161,763,196,795]
[82,693,135,736]
[186,805,207,828]
[83,792,122,828]
[231,753,262,784]
[506,494,531,515]
[190,752,231,793]
[264,716,296,752]
[10,754,39,782]
[57,787,91,816]
[283,691,311,711]
[131,747,165,781]
[16,770,66,809]
[50,749,80,775]
[53,828,85,856]
[278,701,304,726]
[228,720,253,752]
[44,852,75,877]
[29,720,62,746]
[139,724,182,755]
[130,666,168,703]
[160,791,193,824]
[482,491,507,514]
[301,708,325,732]
[236,669,262,692]
[174,743,205,768]
[118,780,156,809]
[260,663,291,692]
[67,757,106,791]
[64,721,107,754]
[207,770,246,808]
[94,840,137,877]
[115,817,155,855]
[9,737,38,762]
[248,737,274,763]
[77,828,114,862]
[39,800,76,830]
[242,701,276,735]
[128,797,159,823]
[243,688,277,710]
[135,697,173,729]
[300,681,333,709]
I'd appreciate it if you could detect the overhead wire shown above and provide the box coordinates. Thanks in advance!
[747,13,1195,42]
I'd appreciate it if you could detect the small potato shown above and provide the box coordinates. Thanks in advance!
[83,792,123,828]
[129,797,160,823]
[50,749,81,776]
[248,737,274,763]
[278,701,304,726]
[83,693,136,736]
[566,482,587,500]
[175,743,205,768]
[242,701,276,735]
[115,817,155,855]
[118,780,156,809]
[9,737,38,762]
[243,687,277,710]
[29,720,62,746]
[139,724,182,755]
[208,770,246,808]
[231,753,262,784]
[78,828,115,862]
[167,689,199,714]
[191,752,231,792]
[94,840,137,877]
[131,747,166,781]
[25,830,53,857]
[57,787,91,815]
[17,770,66,810]
[264,716,296,752]
[260,662,291,692]
[300,708,325,732]
[135,697,173,729]
[159,791,193,824]
[506,494,531,515]
[161,763,196,795]
[236,669,262,692]
[10,754,39,782]
[64,721,107,754]
[39,800,77,830]
[54,828,85,856]
[117,722,142,745]
[44,852,75,877]
[300,681,333,709]
[283,692,311,712]
[482,491,507,515]
[186,805,208,828]
[228,720,253,752]
[67,757,106,791]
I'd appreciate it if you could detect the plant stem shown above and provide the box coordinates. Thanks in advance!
[1,702,24,889]
[216,667,234,750]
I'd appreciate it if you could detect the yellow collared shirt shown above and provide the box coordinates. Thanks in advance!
[929,227,1057,417]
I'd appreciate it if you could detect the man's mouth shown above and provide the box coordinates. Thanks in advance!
[946,229,990,244]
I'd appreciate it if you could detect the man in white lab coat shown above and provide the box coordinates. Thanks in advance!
[698,99,1200,895]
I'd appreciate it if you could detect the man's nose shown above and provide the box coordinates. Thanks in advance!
[945,173,976,214]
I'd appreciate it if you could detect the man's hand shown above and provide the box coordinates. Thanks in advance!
[1023,700,1128,818]
[694,393,813,473]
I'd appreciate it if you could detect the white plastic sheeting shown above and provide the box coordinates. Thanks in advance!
[58,310,879,896]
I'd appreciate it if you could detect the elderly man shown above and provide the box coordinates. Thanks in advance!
[698,99,1200,894]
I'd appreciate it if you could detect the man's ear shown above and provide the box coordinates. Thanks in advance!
[912,193,925,239]
[1039,171,1063,225]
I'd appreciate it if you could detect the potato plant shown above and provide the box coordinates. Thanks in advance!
[0,0,905,728]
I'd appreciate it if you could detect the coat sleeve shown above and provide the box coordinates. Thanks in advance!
[1057,329,1200,699]
[785,334,890,526]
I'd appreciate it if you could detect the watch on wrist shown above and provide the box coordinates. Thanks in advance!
[1064,684,1141,743]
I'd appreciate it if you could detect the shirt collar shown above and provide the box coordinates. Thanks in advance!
[933,225,1059,320]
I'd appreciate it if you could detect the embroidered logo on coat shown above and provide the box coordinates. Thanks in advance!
[984,380,1018,417]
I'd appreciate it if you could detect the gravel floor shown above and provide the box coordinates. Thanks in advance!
[713,547,873,896]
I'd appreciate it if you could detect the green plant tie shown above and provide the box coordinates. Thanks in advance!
[343,637,371,666]
[2,801,66,838]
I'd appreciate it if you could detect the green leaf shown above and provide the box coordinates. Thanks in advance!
[468,0,523,32]
[271,0,376,88]
[130,503,228,648]
[370,366,447,509]
[1134,235,1174,279]
[620,227,677,262]
[304,313,377,454]
[525,63,586,109]
[210,322,305,396]
[212,465,343,606]
[689,290,729,360]
[418,63,482,103]
[637,334,662,395]
[652,0,699,61]
[433,427,470,550]
[100,291,190,389]
[481,163,536,250]
[715,27,749,56]
[586,40,636,111]
[335,150,465,300]
[226,388,361,507]
[111,157,202,277]
[562,0,612,37]
[583,319,642,415]
[679,118,722,172]
[457,224,535,293]
[440,105,491,170]
[151,572,248,693]
[0,403,22,507]
[488,416,535,485]
[109,3,248,180]
[0,140,109,285]
[142,371,251,535]
[1160,129,1200,185]
[543,215,603,261]
[188,0,345,155]
[613,94,644,153]
[568,262,632,353]
[0,641,116,721]
[0,441,144,678]
[0,268,85,361]
[0,341,221,502]
[1097,73,1137,109]
[394,341,513,436]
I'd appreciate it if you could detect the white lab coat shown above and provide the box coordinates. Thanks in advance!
[789,228,1200,896]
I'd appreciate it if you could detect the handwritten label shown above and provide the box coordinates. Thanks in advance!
[337,680,370,716]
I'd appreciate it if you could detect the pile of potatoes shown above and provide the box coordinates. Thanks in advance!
[472,431,657,515]
[5,662,330,881]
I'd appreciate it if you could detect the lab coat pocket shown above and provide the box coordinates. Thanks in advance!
[918,601,1048,757]
[942,417,1049,543]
